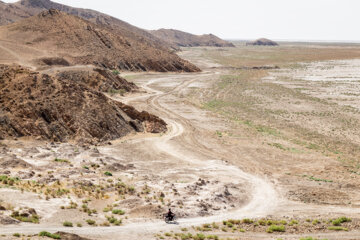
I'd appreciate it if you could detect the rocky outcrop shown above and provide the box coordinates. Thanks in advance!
[150,29,235,48]
[0,65,167,143]
[0,215,19,225]
[55,232,91,240]
[246,38,279,46]
[56,68,137,93]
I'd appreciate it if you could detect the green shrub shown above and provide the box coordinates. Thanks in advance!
[226,222,233,228]
[13,233,20,237]
[312,219,320,225]
[266,225,285,233]
[242,218,254,224]
[279,220,287,225]
[258,219,266,226]
[86,219,96,225]
[54,158,69,163]
[289,219,298,226]
[206,235,219,240]
[193,233,206,240]
[11,212,39,224]
[332,217,351,226]
[39,231,61,239]
[180,233,192,240]
[112,209,125,215]
[63,221,73,227]
[328,226,348,231]
[104,171,113,176]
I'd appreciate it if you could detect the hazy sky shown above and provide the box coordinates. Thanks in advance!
[3,0,360,41]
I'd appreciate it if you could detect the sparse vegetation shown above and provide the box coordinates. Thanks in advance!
[86,219,96,225]
[266,225,285,233]
[11,211,39,224]
[332,217,351,226]
[39,231,61,239]
[63,221,73,227]
[112,209,125,215]
[328,226,348,231]
[54,158,70,163]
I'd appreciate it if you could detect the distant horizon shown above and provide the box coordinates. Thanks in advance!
[227,38,360,43]
[2,0,360,42]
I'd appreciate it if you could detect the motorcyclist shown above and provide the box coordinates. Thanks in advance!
[166,208,175,221]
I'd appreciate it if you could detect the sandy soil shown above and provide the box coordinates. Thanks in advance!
[1,47,360,240]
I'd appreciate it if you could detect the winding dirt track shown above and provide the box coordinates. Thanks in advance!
[2,71,360,239]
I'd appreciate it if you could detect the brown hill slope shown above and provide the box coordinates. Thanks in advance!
[0,64,167,143]
[0,0,177,50]
[150,29,235,47]
[0,9,199,72]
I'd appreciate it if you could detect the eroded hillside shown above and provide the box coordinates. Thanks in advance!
[0,64,166,143]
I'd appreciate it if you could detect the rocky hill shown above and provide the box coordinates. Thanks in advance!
[0,0,175,50]
[0,64,167,143]
[0,9,199,72]
[150,28,235,47]
[246,38,279,46]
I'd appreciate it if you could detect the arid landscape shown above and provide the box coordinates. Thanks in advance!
[1,1,360,240]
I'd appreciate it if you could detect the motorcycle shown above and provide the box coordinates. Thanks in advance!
[164,214,177,223]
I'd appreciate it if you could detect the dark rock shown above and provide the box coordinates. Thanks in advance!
[246,38,279,46]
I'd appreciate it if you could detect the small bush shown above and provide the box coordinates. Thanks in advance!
[39,231,61,239]
[193,233,206,240]
[226,222,233,228]
[328,226,348,231]
[332,217,351,226]
[104,171,113,176]
[11,211,39,224]
[312,219,320,225]
[279,220,287,225]
[289,219,298,226]
[242,218,254,224]
[86,219,96,225]
[63,221,73,227]
[13,233,20,237]
[112,209,125,215]
[258,219,266,226]
[54,158,69,163]
[212,222,219,229]
[206,235,219,240]
[266,225,285,233]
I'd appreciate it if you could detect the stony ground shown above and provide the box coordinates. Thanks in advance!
[2,43,360,239]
